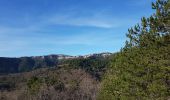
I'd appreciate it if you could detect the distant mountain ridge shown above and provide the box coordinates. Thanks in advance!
[30,52,112,59]
[0,52,112,74]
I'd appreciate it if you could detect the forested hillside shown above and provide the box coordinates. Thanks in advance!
[0,53,111,75]
[99,0,170,99]
[0,54,113,100]
[0,0,169,100]
[0,67,100,100]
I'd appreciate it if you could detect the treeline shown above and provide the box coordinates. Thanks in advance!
[64,55,113,80]
[0,54,112,79]
[0,56,58,74]
[99,0,170,99]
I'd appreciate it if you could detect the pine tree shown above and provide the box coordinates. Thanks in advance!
[98,0,170,99]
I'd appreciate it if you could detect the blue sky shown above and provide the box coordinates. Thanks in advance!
[0,0,154,57]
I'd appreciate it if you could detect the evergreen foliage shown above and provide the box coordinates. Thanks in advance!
[65,56,111,80]
[99,0,170,99]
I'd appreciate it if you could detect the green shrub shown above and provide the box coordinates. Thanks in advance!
[27,76,42,94]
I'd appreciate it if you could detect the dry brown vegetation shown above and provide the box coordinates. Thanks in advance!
[0,67,100,100]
